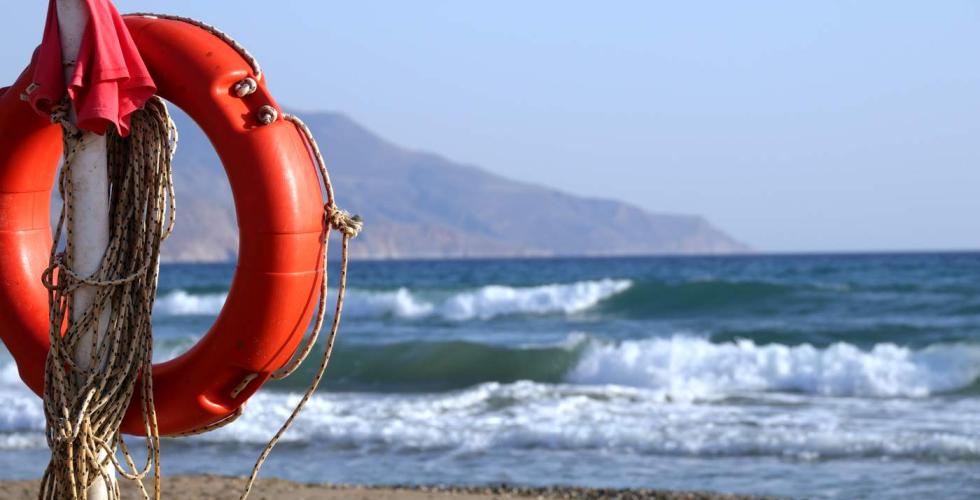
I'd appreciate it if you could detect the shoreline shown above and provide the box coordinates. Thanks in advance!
[0,475,774,499]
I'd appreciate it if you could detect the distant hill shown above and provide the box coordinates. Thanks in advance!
[158,109,748,261]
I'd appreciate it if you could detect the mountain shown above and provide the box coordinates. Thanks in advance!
[161,109,748,261]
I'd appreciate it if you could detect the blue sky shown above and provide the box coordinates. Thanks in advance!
[4,1,980,252]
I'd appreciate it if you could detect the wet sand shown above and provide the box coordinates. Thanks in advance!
[0,475,772,499]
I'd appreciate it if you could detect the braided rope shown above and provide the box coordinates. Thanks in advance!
[269,115,362,380]
[126,13,262,80]
[40,96,177,500]
[173,406,246,438]
[170,124,362,493]
[46,14,363,499]
[237,114,361,500]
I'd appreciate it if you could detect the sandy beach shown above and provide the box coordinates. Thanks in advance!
[0,475,770,499]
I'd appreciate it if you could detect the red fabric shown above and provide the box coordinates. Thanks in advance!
[29,0,155,136]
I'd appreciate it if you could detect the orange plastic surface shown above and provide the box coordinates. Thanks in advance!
[0,16,325,436]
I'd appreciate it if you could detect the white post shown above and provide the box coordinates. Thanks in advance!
[55,1,114,498]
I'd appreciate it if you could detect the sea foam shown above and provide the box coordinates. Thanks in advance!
[154,289,228,316]
[433,280,632,320]
[3,380,980,460]
[568,336,980,398]
[166,382,980,461]
[154,279,633,321]
[2,339,980,459]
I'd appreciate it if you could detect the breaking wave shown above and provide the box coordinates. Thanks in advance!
[154,279,633,320]
[3,337,980,459]
[205,383,980,460]
[154,289,228,316]
[194,334,980,398]
[567,336,980,399]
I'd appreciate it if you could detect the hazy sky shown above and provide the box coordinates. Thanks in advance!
[3,1,980,252]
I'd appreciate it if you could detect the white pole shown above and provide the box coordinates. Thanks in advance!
[55,1,114,498]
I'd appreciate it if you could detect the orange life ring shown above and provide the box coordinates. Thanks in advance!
[0,16,326,436]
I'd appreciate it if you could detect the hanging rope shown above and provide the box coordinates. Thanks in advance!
[236,113,361,500]
[40,13,363,499]
[39,96,176,500]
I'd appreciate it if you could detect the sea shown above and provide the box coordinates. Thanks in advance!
[2,253,980,499]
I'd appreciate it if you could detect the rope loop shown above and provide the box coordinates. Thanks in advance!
[174,405,246,437]
[41,253,67,293]
[45,255,153,289]
[233,77,258,97]
[257,105,278,125]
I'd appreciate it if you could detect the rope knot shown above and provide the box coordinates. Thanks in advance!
[41,253,72,293]
[48,431,74,455]
[257,105,278,125]
[326,205,363,238]
[233,77,258,97]
[49,99,78,131]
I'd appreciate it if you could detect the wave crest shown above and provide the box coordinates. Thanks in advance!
[183,383,980,461]
[154,279,633,320]
[155,290,227,316]
[569,336,980,398]
[212,334,980,399]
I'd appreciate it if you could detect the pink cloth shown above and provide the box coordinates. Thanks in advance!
[29,0,155,136]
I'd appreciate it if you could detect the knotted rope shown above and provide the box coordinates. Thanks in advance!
[40,96,176,500]
[151,112,362,500]
[236,114,361,500]
[38,13,362,499]
[123,14,365,499]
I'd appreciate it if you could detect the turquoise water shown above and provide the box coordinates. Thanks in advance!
[3,254,980,498]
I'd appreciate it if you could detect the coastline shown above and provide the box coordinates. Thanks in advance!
[0,475,773,499]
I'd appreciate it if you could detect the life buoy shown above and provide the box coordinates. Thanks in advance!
[0,16,326,436]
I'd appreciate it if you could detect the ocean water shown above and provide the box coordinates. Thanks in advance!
[2,253,980,499]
